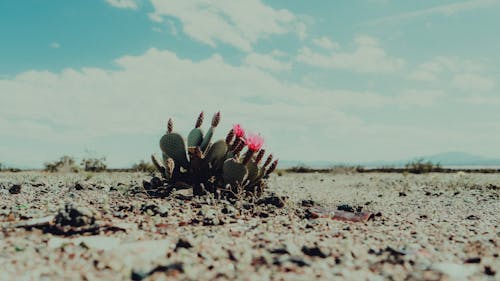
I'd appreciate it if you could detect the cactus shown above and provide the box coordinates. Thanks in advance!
[204,140,228,167]
[200,111,220,152]
[159,132,189,169]
[223,158,248,187]
[187,128,204,147]
[245,160,259,184]
[149,111,278,199]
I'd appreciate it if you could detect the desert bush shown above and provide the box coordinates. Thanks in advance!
[81,157,107,172]
[132,160,156,173]
[44,156,80,172]
[329,165,365,174]
[405,159,442,174]
[287,165,315,173]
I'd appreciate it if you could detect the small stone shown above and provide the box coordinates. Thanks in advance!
[55,203,96,227]
[74,182,92,190]
[140,203,169,217]
[175,238,192,251]
[9,184,22,194]
[464,257,481,264]
[301,245,328,258]
[484,266,496,276]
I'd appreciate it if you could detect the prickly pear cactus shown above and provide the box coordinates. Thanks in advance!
[147,111,278,199]
[159,132,189,169]
[222,158,248,187]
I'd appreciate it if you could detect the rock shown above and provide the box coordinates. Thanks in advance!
[484,266,496,276]
[464,257,481,264]
[301,199,315,207]
[140,203,170,217]
[256,195,287,208]
[301,245,328,258]
[200,205,220,226]
[74,182,92,190]
[175,238,192,251]
[9,184,22,194]
[55,203,96,227]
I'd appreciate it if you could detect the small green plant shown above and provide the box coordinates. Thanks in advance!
[147,111,278,199]
[44,156,80,172]
[81,157,107,172]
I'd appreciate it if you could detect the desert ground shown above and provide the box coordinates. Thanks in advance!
[0,171,498,281]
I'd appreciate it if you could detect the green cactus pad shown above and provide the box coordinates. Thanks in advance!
[159,132,189,169]
[205,140,227,164]
[248,166,266,187]
[223,158,248,187]
[200,127,214,152]
[187,128,204,147]
[245,160,259,184]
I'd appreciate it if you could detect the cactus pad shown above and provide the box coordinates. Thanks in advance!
[205,140,227,164]
[187,128,204,147]
[223,158,248,187]
[200,127,214,152]
[159,132,189,169]
[245,160,259,184]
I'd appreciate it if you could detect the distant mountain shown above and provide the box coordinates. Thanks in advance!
[412,151,500,166]
[280,152,500,169]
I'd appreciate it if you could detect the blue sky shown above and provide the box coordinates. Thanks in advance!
[1,0,500,168]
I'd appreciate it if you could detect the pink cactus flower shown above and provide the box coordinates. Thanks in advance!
[232,124,245,138]
[246,133,264,152]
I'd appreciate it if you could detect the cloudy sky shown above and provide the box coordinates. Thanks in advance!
[1,0,499,168]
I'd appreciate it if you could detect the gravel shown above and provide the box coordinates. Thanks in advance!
[0,171,498,280]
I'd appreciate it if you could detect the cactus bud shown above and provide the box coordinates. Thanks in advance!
[255,149,265,164]
[265,159,278,175]
[242,149,254,165]
[233,139,245,155]
[225,129,234,145]
[263,154,273,168]
[211,111,221,127]
[167,118,173,133]
[195,111,204,128]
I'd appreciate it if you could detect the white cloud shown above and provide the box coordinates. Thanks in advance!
[147,0,305,52]
[312,37,340,50]
[244,52,292,72]
[452,73,495,92]
[297,35,405,73]
[50,42,61,49]
[409,56,496,92]
[105,0,139,10]
[0,48,446,166]
[365,0,500,25]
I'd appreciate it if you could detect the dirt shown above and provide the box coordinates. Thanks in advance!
[0,171,498,280]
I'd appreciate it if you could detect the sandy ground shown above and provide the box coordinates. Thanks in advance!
[0,171,498,281]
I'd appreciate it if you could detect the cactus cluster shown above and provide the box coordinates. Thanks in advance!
[149,111,278,198]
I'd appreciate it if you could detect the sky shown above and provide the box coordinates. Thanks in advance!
[1,0,500,168]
